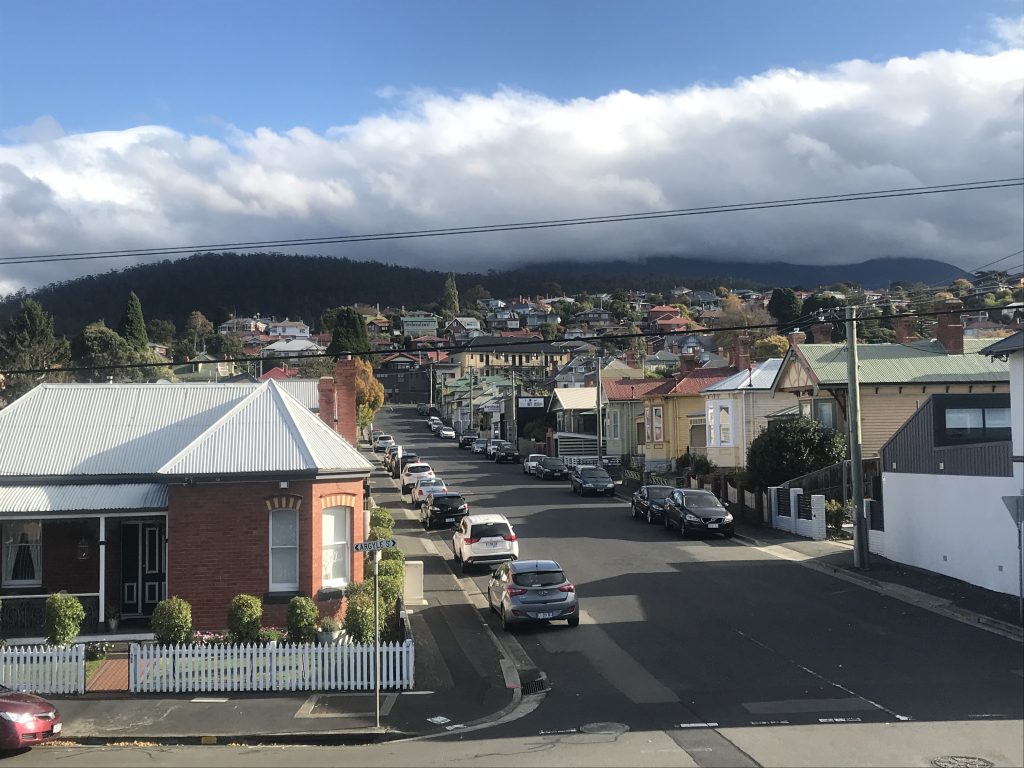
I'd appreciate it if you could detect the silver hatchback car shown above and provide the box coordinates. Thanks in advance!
[487,559,579,631]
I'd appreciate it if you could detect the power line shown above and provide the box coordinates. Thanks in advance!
[0,306,993,377]
[1,178,1020,267]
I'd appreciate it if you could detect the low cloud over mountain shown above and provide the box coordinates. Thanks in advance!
[0,34,1021,295]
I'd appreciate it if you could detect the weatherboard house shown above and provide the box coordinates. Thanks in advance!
[0,360,372,637]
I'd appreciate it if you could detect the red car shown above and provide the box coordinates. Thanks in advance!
[0,686,62,750]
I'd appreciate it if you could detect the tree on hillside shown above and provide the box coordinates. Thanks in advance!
[767,288,803,327]
[746,417,847,490]
[715,286,730,298]
[298,356,335,378]
[355,357,384,412]
[146,318,176,345]
[205,332,243,359]
[714,298,773,350]
[326,306,371,356]
[0,299,71,400]
[462,284,491,308]
[71,322,144,383]
[752,335,789,361]
[118,292,149,351]
[800,294,845,323]
[184,311,214,356]
[440,273,460,316]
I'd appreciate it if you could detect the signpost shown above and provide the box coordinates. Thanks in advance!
[354,538,397,727]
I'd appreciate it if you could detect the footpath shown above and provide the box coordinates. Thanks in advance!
[51,444,517,747]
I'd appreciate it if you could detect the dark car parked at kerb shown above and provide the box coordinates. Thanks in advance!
[535,457,569,480]
[663,488,734,538]
[630,484,675,523]
[494,444,522,464]
[420,491,470,529]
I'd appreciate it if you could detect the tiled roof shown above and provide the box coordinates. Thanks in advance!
[602,378,678,400]
[669,366,738,395]
[259,366,299,381]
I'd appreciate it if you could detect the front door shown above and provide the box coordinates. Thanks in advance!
[121,521,166,617]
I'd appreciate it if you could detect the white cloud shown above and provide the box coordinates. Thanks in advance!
[990,15,1024,48]
[0,45,1022,293]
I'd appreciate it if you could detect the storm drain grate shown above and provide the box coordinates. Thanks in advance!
[932,758,994,768]
[521,679,548,695]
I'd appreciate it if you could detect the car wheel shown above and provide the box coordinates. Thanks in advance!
[646,508,654,524]
[663,512,671,531]
[680,520,688,539]
[461,558,470,574]
[606,489,614,497]
[630,503,637,519]
[567,614,580,628]
[487,592,496,614]
[501,609,513,633]
[724,530,735,539]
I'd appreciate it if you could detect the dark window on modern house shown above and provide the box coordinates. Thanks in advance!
[933,393,1012,446]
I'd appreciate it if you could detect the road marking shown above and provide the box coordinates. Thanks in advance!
[749,720,790,726]
[818,717,863,723]
[677,722,719,728]
[190,697,229,703]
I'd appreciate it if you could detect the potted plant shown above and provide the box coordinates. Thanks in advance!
[316,616,343,645]
[105,602,120,633]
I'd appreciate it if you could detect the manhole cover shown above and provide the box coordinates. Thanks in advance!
[932,758,994,768]
[579,722,629,735]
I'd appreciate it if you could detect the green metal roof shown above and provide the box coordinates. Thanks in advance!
[796,339,1009,386]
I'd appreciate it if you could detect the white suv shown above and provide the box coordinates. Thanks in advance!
[523,454,547,474]
[400,462,434,494]
[373,434,395,453]
[453,514,519,573]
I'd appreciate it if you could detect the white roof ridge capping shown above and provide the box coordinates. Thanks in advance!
[158,379,372,477]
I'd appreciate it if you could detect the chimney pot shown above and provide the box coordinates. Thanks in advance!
[786,329,806,346]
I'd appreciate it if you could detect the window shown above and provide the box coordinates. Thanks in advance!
[269,509,299,592]
[814,400,836,430]
[706,405,715,445]
[3,521,42,587]
[651,406,664,443]
[645,407,652,443]
[322,506,351,588]
[718,405,731,445]
[608,409,620,440]
[934,394,1012,446]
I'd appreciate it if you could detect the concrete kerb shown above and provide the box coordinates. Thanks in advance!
[51,729,388,748]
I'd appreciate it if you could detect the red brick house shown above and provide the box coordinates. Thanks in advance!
[0,359,372,637]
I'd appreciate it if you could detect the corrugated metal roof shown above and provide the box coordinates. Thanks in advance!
[797,339,1009,385]
[552,388,598,411]
[979,331,1023,357]
[0,484,168,514]
[274,379,319,411]
[702,359,783,393]
[0,380,370,479]
[159,380,372,476]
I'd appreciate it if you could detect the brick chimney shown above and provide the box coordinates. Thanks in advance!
[786,329,806,346]
[893,315,917,343]
[334,355,358,443]
[318,376,336,431]
[624,349,637,368]
[934,298,964,355]
[734,333,751,371]
[678,353,699,375]
[809,322,833,344]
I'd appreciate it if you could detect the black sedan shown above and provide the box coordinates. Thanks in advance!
[494,444,521,464]
[663,488,734,538]
[630,484,675,523]
[458,433,479,448]
[420,491,470,529]
[535,457,569,480]
[569,466,615,496]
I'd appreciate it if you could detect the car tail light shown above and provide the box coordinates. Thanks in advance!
[505,586,527,597]
[502,534,517,542]
[464,537,479,545]
[558,583,576,593]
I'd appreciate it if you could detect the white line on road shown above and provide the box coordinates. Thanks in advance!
[676,722,719,728]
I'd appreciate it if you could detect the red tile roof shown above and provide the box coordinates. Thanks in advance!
[602,378,678,400]
[648,305,679,315]
[258,366,299,381]
[669,366,737,395]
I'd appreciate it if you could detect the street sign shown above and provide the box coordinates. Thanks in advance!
[1003,495,1023,526]
[354,538,397,552]
[519,397,544,408]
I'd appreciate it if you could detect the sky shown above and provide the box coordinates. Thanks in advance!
[0,0,1022,295]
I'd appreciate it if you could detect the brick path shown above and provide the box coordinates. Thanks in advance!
[86,657,129,692]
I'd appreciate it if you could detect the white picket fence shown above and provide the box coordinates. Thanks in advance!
[0,645,85,694]
[129,640,415,694]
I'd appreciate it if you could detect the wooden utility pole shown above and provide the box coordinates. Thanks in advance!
[845,306,869,570]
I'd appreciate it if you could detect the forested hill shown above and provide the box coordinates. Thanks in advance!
[0,251,971,335]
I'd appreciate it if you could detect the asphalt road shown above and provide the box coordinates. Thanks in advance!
[372,406,1024,764]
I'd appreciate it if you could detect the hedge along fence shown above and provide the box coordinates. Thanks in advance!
[129,640,414,693]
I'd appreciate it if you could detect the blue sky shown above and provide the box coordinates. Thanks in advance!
[1,0,1015,137]
[0,1,1021,292]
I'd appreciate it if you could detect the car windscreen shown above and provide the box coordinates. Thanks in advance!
[469,522,510,538]
[684,493,724,509]
[541,459,565,468]
[434,495,467,507]
[406,464,431,474]
[647,486,674,500]
[513,570,566,588]
[529,455,546,461]
[419,478,444,487]
[580,469,610,479]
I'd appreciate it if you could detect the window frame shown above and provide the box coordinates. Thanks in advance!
[321,506,352,589]
[2,520,43,588]
[268,508,300,593]
[933,393,1013,447]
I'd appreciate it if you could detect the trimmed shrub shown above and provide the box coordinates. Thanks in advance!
[227,594,263,644]
[151,597,194,645]
[826,499,853,536]
[377,558,404,582]
[365,545,405,572]
[369,507,394,531]
[44,593,85,646]
[690,455,715,476]
[286,596,319,644]
[319,615,340,633]
[343,580,393,644]
[368,525,392,542]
